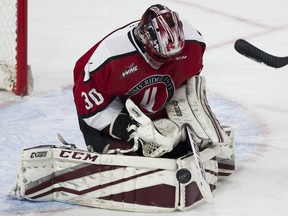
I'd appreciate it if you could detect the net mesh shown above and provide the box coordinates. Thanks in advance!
[0,0,17,90]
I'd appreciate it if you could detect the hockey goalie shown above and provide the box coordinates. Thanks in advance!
[9,4,235,212]
[9,76,235,212]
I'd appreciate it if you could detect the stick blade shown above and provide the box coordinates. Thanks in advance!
[185,125,214,204]
[234,39,288,68]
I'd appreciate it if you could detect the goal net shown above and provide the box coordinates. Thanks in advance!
[0,0,31,96]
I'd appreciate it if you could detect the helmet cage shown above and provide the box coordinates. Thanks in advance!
[141,10,185,63]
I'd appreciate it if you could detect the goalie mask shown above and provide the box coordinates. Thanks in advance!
[135,4,185,68]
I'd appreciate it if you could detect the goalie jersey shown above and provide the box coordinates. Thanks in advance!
[73,20,206,151]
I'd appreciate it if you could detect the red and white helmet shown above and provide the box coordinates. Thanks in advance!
[136,4,185,64]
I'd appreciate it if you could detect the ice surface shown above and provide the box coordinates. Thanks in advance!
[1,0,288,215]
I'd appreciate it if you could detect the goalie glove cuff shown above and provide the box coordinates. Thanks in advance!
[109,112,137,142]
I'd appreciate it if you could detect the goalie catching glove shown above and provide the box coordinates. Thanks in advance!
[109,99,181,157]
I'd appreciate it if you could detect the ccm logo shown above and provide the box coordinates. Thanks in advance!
[30,151,48,158]
[59,150,98,162]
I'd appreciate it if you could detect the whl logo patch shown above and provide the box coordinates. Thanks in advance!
[121,63,138,78]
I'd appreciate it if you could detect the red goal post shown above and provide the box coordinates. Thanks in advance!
[0,0,30,96]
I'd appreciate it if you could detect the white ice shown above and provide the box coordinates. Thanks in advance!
[1,0,288,215]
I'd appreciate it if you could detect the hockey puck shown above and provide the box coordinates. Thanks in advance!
[176,168,192,184]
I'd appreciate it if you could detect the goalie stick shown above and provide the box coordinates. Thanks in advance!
[185,124,214,204]
[57,133,77,149]
[234,39,288,68]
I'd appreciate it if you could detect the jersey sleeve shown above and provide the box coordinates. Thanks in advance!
[73,22,140,134]
[183,20,206,78]
[73,44,124,131]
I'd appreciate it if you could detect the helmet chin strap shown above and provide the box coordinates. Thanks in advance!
[132,27,163,70]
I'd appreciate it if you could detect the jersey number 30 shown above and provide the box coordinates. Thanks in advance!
[81,88,104,110]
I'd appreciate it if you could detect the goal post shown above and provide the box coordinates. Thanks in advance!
[15,0,28,95]
[0,0,30,96]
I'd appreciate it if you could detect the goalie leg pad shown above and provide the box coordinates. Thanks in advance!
[216,126,236,179]
[166,76,231,147]
[166,84,208,141]
[186,76,229,144]
[9,145,220,212]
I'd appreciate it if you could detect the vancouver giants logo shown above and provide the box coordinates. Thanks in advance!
[126,75,175,113]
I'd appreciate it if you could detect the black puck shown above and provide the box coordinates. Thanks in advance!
[176,168,192,184]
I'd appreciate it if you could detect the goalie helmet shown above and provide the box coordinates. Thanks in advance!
[135,4,185,67]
